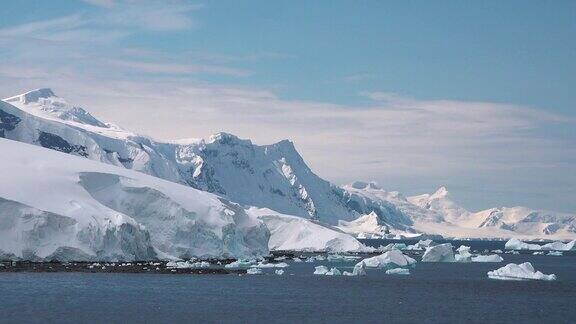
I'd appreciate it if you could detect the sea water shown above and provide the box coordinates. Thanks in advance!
[0,240,574,323]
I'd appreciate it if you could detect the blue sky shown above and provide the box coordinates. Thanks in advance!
[1,0,575,212]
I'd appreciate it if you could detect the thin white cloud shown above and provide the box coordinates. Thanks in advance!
[105,59,252,77]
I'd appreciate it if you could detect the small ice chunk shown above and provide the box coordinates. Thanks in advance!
[275,269,285,275]
[487,262,556,281]
[325,267,341,276]
[471,254,503,263]
[422,243,455,262]
[225,259,257,269]
[386,268,410,275]
[547,251,563,256]
[246,268,263,275]
[358,249,416,269]
[343,261,367,276]
[314,265,330,275]
[252,262,289,268]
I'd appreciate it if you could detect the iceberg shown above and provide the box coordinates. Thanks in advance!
[343,261,367,276]
[246,268,263,275]
[275,269,285,275]
[385,268,410,275]
[325,268,342,276]
[455,245,472,263]
[358,249,416,269]
[313,265,330,275]
[422,243,455,262]
[487,262,556,281]
[224,259,258,269]
[541,240,576,251]
[547,251,563,256]
[471,254,503,263]
[504,238,542,251]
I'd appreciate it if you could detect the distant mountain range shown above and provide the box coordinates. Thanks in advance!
[2,88,574,249]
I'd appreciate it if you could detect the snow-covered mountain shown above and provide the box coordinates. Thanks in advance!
[1,88,407,226]
[344,183,576,240]
[0,138,369,261]
[2,88,574,241]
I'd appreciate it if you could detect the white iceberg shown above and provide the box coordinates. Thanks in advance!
[343,261,367,276]
[487,262,556,281]
[504,238,542,251]
[251,261,289,268]
[275,269,285,275]
[166,260,210,269]
[246,267,263,275]
[422,243,455,262]
[385,268,410,275]
[547,251,563,256]
[454,245,472,263]
[224,259,258,269]
[314,265,330,275]
[471,254,503,263]
[541,240,575,251]
[325,267,342,276]
[358,249,416,269]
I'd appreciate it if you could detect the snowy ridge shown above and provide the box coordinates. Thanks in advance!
[1,89,407,226]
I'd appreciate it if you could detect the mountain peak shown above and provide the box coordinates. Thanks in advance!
[431,186,449,199]
[4,88,57,104]
[208,132,252,146]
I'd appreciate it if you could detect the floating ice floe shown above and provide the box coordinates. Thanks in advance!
[327,254,361,262]
[504,238,542,251]
[487,262,556,281]
[358,249,416,269]
[405,239,434,251]
[343,262,367,276]
[224,259,258,269]
[455,245,472,263]
[422,243,455,262]
[541,240,575,251]
[275,269,285,275]
[376,243,408,253]
[166,260,210,269]
[251,262,289,268]
[533,251,544,255]
[547,251,563,256]
[492,249,503,254]
[325,268,342,276]
[313,265,330,275]
[471,254,503,263]
[246,268,263,275]
[385,268,410,275]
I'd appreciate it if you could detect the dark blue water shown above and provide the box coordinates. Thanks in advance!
[1,240,574,324]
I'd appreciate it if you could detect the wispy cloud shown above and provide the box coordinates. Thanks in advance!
[106,59,252,77]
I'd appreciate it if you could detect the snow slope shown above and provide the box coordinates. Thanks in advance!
[1,89,405,225]
[247,208,369,253]
[0,138,270,261]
